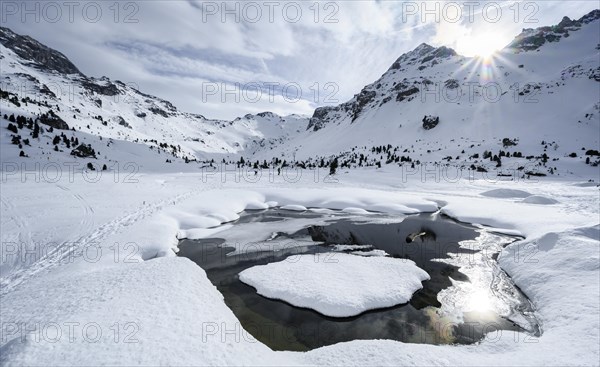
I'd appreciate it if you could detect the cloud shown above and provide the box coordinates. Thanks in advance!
[1,0,595,119]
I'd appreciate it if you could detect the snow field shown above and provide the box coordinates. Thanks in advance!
[0,170,598,366]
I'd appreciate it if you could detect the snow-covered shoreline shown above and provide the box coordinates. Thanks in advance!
[1,169,598,366]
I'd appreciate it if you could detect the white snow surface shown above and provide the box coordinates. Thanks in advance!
[1,13,599,366]
[1,170,599,366]
[239,253,427,317]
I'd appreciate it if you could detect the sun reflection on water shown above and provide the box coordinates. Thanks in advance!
[466,290,494,312]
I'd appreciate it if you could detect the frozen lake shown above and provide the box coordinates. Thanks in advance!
[178,209,540,351]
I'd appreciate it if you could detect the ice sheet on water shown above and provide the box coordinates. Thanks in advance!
[239,253,430,317]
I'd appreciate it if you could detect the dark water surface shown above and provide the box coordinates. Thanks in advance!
[178,209,539,351]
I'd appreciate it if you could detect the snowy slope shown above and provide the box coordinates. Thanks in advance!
[250,11,599,178]
[1,26,308,165]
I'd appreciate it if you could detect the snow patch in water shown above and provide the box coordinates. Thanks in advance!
[239,253,430,317]
[280,204,308,211]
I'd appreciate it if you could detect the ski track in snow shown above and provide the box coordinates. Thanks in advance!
[55,184,96,242]
[0,187,206,296]
[0,196,33,262]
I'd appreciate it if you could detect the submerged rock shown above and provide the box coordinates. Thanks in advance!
[405,230,436,243]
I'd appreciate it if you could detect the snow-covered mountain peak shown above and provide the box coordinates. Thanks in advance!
[506,9,600,53]
[306,43,462,132]
[388,43,457,72]
[1,9,599,177]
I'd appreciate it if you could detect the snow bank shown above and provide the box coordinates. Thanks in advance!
[480,188,532,198]
[245,201,270,210]
[0,257,296,366]
[239,253,429,317]
[262,188,439,214]
[440,184,595,238]
[521,195,560,205]
[342,207,372,214]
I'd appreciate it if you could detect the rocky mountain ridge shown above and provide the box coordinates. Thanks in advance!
[1,10,599,178]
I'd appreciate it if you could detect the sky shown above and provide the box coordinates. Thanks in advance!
[1,0,598,120]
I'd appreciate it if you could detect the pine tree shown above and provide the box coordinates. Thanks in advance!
[32,123,40,139]
[329,158,339,175]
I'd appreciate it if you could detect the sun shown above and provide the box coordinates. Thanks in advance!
[456,32,508,58]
